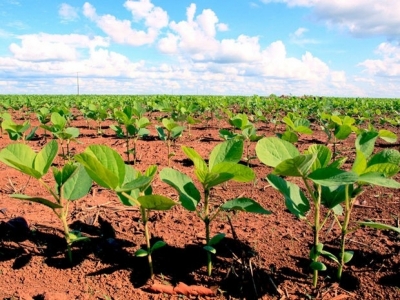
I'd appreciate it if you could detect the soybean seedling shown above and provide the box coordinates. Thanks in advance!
[75,145,176,278]
[160,139,270,276]
[256,137,357,287]
[0,141,92,262]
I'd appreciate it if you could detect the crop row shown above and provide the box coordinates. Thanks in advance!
[0,96,399,290]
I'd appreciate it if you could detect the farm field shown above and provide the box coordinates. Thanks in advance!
[0,94,399,300]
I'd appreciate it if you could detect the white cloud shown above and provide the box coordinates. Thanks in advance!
[217,23,229,32]
[8,33,110,62]
[83,1,168,46]
[359,42,400,77]
[261,0,400,38]
[289,27,319,46]
[124,0,168,29]
[59,3,79,22]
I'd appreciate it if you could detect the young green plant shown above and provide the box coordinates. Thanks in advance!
[160,139,270,276]
[155,118,185,166]
[0,141,92,262]
[256,137,357,287]
[75,145,176,278]
[110,106,150,164]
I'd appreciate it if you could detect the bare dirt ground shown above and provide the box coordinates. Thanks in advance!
[0,111,399,300]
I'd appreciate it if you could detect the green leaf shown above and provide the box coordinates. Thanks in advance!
[135,248,148,257]
[320,185,347,212]
[321,250,339,264]
[378,129,397,143]
[359,221,400,234]
[118,176,152,192]
[256,137,299,167]
[358,172,400,188]
[343,251,354,263]
[294,125,313,135]
[0,143,41,178]
[221,198,271,214]
[306,144,332,170]
[273,154,317,177]
[75,152,120,190]
[208,233,225,246]
[267,174,310,219]
[364,163,400,177]
[75,145,125,190]
[352,150,367,175]
[356,131,379,158]
[368,149,400,166]
[182,146,207,172]
[209,139,243,170]
[10,194,63,209]
[137,195,176,210]
[334,125,352,140]
[310,261,327,271]
[62,164,92,201]
[204,172,235,189]
[159,168,200,211]
[280,130,298,143]
[203,245,216,254]
[308,168,358,186]
[211,162,255,182]
[150,241,166,253]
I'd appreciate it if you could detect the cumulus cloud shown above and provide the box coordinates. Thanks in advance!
[59,3,79,22]
[261,0,400,38]
[8,33,110,62]
[83,0,168,46]
[359,42,400,77]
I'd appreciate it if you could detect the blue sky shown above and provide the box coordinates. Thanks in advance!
[0,0,399,97]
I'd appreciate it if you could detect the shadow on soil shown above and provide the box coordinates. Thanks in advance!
[0,215,278,298]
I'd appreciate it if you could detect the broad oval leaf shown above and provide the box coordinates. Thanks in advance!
[343,251,354,263]
[75,152,120,190]
[308,168,358,186]
[209,233,225,246]
[310,261,327,271]
[256,137,299,167]
[356,131,379,158]
[273,154,317,177]
[267,174,310,219]
[63,164,92,201]
[334,125,352,140]
[211,162,255,182]
[34,140,58,176]
[135,248,148,257]
[150,241,166,253]
[378,129,397,143]
[137,194,176,210]
[358,172,400,188]
[182,146,207,172]
[209,139,243,170]
[159,168,200,211]
[368,149,400,166]
[75,145,125,190]
[221,198,271,214]
[0,143,41,178]
[364,163,400,177]
[306,144,332,170]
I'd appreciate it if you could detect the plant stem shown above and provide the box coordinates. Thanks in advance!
[338,185,352,280]
[304,179,321,288]
[204,188,212,276]
[141,207,154,278]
